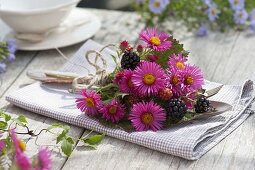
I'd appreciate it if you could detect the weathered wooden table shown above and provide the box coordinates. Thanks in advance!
[1,8,255,170]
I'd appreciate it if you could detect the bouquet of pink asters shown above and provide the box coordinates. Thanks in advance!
[76,28,213,132]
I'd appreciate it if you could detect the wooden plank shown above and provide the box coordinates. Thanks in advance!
[0,43,84,169]
[0,9,144,169]
[0,51,36,97]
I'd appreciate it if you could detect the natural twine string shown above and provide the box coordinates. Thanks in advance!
[55,44,116,93]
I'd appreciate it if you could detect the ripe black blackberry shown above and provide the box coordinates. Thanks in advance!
[195,96,211,113]
[167,98,187,119]
[121,51,140,70]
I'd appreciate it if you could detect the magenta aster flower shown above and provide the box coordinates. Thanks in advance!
[10,130,32,170]
[0,139,5,152]
[182,64,204,92]
[166,68,184,97]
[119,69,135,93]
[139,28,172,51]
[132,61,166,96]
[35,147,52,170]
[99,99,125,123]
[129,101,166,131]
[168,53,187,70]
[15,150,32,170]
[114,71,124,85]
[76,90,102,116]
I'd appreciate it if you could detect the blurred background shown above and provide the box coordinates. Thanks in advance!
[78,0,131,11]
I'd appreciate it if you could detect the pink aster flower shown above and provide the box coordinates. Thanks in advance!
[168,53,188,70]
[132,61,166,96]
[114,71,124,85]
[139,28,172,51]
[182,64,204,92]
[166,68,184,97]
[99,99,125,123]
[15,150,32,170]
[129,101,166,131]
[35,147,52,170]
[10,130,32,170]
[119,69,135,93]
[76,90,102,116]
[0,139,5,152]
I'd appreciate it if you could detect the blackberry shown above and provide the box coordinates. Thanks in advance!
[195,96,211,113]
[167,98,187,119]
[121,51,140,70]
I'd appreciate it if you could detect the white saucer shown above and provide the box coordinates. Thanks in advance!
[0,8,101,51]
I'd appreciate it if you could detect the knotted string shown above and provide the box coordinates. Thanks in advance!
[64,44,116,93]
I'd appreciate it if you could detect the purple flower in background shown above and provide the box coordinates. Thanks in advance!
[7,39,16,54]
[0,63,6,73]
[234,9,248,24]
[249,9,255,32]
[149,0,170,14]
[196,24,208,36]
[6,39,16,62]
[7,53,15,62]
[207,3,220,21]
[228,0,245,11]
[203,0,212,6]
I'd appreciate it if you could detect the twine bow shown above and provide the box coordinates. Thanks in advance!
[69,44,116,93]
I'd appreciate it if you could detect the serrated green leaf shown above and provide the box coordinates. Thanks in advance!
[0,121,7,129]
[61,138,73,157]
[4,114,11,122]
[17,115,27,124]
[66,137,75,144]
[0,111,11,122]
[15,115,27,126]
[56,130,68,144]
[82,134,105,145]
[47,123,70,132]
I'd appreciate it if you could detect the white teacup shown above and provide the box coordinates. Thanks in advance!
[0,0,80,34]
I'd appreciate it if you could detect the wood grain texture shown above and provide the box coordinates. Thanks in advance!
[1,8,255,170]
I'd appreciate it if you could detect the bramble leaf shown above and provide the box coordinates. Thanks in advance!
[61,138,73,157]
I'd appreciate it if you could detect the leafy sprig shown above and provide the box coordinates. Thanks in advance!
[0,110,105,157]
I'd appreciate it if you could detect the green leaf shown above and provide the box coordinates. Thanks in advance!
[56,130,68,144]
[0,121,7,129]
[66,137,75,144]
[82,134,105,145]
[17,115,27,124]
[0,111,12,122]
[47,123,70,132]
[4,114,11,122]
[61,138,73,157]
[15,115,27,126]
[47,123,62,131]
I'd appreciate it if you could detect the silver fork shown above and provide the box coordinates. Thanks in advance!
[204,85,224,98]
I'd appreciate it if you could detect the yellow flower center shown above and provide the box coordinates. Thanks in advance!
[18,140,26,152]
[85,97,95,107]
[154,1,161,7]
[176,61,185,70]
[128,79,134,88]
[211,8,217,15]
[185,75,194,85]
[150,36,161,46]
[109,106,117,114]
[234,0,239,5]
[141,112,154,125]
[143,74,156,85]
[171,75,179,85]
